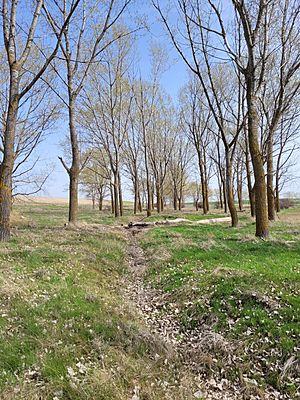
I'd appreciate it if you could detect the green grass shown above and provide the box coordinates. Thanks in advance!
[140,216,300,396]
[3,201,300,398]
[0,203,198,400]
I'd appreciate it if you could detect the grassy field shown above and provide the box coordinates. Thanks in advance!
[0,201,299,399]
[1,203,198,400]
[140,208,300,398]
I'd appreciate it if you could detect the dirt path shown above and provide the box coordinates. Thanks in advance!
[122,228,243,400]
[124,230,183,346]
[121,227,290,400]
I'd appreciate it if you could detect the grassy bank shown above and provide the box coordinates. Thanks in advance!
[0,204,196,399]
[140,212,300,397]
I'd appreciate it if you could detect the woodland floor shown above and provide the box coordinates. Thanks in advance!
[0,201,299,399]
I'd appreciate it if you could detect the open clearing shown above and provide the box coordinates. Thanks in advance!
[0,202,299,399]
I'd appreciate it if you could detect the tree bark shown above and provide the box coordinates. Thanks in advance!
[69,169,79,223]
[68,97,80,224]
[246,77,269,237]
[266,137,276,220]
[217,175,223,209]
[275,170,280,212]
[161,194,164,212]
[98,196,103,211]
[133,181,138,214]
[237,181,243,212]
[225,152,238,227]
[156,184,161,213]
[199,158,208,215]
[178,196,182,211]
[173,190,178,210]
[0,68,19,241]
[245,136,255,217]
[118,172,123,217]
[113,171,120,217]
[145,156,151,217]
[237,164,243,212]
[110,182,115,214]
[203,151,209,212]
[138,190,142,212]
[150,186,154,211]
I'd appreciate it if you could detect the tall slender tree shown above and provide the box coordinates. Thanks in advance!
[0,0,80,241]
[46,0,133,224]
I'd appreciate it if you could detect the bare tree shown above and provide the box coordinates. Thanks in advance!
[132,46,167,216]
[124,107,143,214]
[169,131,192,211]
[180,78,212,215]
[45,0,133,224]
[80,150,109,210]
[258,0,300,220]
[82,33,132,217]
[152,1,247,228]
[147,93,175,213]
[230,0,277,237]
[0,0,80,240]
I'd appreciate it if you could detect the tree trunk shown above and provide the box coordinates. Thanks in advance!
[0,68,19,241]
[173,189,178,210]
[113,171,120,217]
[69,168,79,223]
[195,147,208,215]
[146,177,151,216]
[225,152,238,227]
[138,191,142,212]
[118,172,123,217]
[133,181,138,214]
[161,194,164,212]
[237,181,243,212]
[204,181,209,213]
[275,172,280,212]
[98,197,103,211]
[179,183,184,211]
[199,161,208,215]
[68,96,80,224]
[143,141,152,216]
[151,187,154,211]
[110,182,115,214]
[216,172,223,209]
[246,77,269,238]
[237,166,243,212]
[156,184,161,213]
[267,137,276,221]
[98,187,104,211]
[222,172,227,213]
[203,151,209,212]
[178,196,182,211]
[245,139,255,217]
